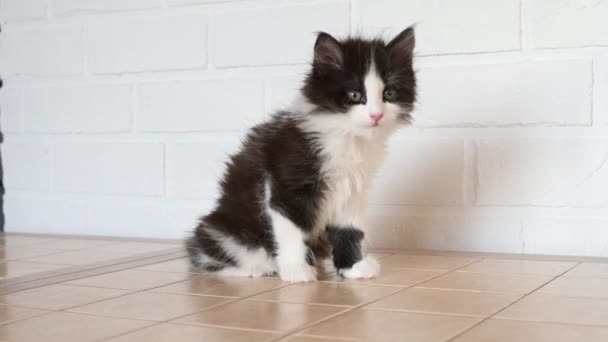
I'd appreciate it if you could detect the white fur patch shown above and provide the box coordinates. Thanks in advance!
[341,255,381,279]
[265,180,317,283]
[205,227,276,277]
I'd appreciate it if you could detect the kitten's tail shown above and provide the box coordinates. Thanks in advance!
[185,222,228,272]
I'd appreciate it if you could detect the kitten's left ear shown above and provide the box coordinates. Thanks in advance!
[387,26,416,60]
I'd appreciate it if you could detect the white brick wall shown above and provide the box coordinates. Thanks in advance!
[2,0,608,256]
[0,0,47,22]
[138,79,264,131]
[416,60,592,126]
[0,87,22,133]
[53,143,164,196]
[0,25,84,76]
[86,15,207,73]
[525,0,608,48]
[354,0,520,55]
[23,84,133,133]
[53,0,161,16]
[2,142,50,191]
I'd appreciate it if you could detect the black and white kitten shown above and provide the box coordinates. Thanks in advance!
[187,27,417,282]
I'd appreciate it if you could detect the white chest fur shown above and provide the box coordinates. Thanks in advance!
[317,132,387,228]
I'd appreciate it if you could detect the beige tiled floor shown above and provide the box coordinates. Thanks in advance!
[2,234,608,341]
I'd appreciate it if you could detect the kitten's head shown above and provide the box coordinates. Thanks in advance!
[302,27,416,137]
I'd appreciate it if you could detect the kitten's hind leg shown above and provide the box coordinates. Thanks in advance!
[268,207,317,283]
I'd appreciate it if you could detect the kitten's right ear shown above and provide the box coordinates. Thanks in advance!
[313,32,343,70]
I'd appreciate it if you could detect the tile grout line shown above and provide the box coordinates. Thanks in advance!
[445,261,583,341]
[0,274,213,339]
[268,258,487,341]
[98,277,298,341]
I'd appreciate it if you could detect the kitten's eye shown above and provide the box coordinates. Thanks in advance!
[383,88,397,101]
[347,91,362,103]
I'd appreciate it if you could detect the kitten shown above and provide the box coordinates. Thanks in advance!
[186,27,417,282]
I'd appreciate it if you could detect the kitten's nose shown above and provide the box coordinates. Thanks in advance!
[370,113,384,123]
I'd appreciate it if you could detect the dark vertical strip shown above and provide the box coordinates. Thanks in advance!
[0,75,5,232]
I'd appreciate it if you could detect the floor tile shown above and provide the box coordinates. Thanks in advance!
[321,268,444,287]
[252,282,401,306]
[299,309,479,342]
[0,284,130,310]
[564,262,608,278]
[106,323,279,342]
[174,299,345,332]
[24,249,138,265]
[91,242,179,255]
[453,318,608,342]
[0,236,58,248]
[379,255,480,271]
[281,337,348,342]
[135,258,197,273]
[0,261,68,278]
[419,271,553,293]
[0,247,66,260]
[366,288,521,317]
[0,311,153,342]
[64,269,194,290]
[68,292,231,321]
[24,243,177,265]
[460,259,577,276]
[368,253,394,259]
[151,276,286,297]
[538,276,608,299]
[42,239,114,251]
[497,293,608,326]
[0,304,49,325]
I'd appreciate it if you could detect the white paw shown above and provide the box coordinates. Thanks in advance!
[341,256,380,279]
[279,263,317,283]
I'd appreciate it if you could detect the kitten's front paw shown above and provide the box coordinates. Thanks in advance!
[341,256,380,279]
[279,263,317,283]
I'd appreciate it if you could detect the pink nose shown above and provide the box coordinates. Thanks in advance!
[370,113,384,123]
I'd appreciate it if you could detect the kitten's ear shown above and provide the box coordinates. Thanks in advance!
[313,32,343,70]
[387,26,416,60]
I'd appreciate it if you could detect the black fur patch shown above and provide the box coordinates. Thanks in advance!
[187,114,326,271]
[326,225,365,271]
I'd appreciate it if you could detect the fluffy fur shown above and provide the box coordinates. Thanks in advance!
[187,27,417,282]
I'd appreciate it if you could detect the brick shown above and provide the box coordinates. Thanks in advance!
[54,0,161,15]
[53,143,164,196]
[22,84,132,133]
[369,138,464,205]
[525,0,608,48]
[86,201,206,239]
[167,0,233,6]
[264,75,303,113]
[354,0,519,55]
[0,25,83,76]
[367,216,523,254]
[4,196,87,233]
[416,60,592,126]
[476,139,608,206]
[523,218,608,257]
[138,79,264,132]
[86,15,206,74]
[0,0,47,22]
[0,87,23,133]
[2,142,50,191]
[211,2,350,67]
[597,56,608,125]
[166,139,240,199]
